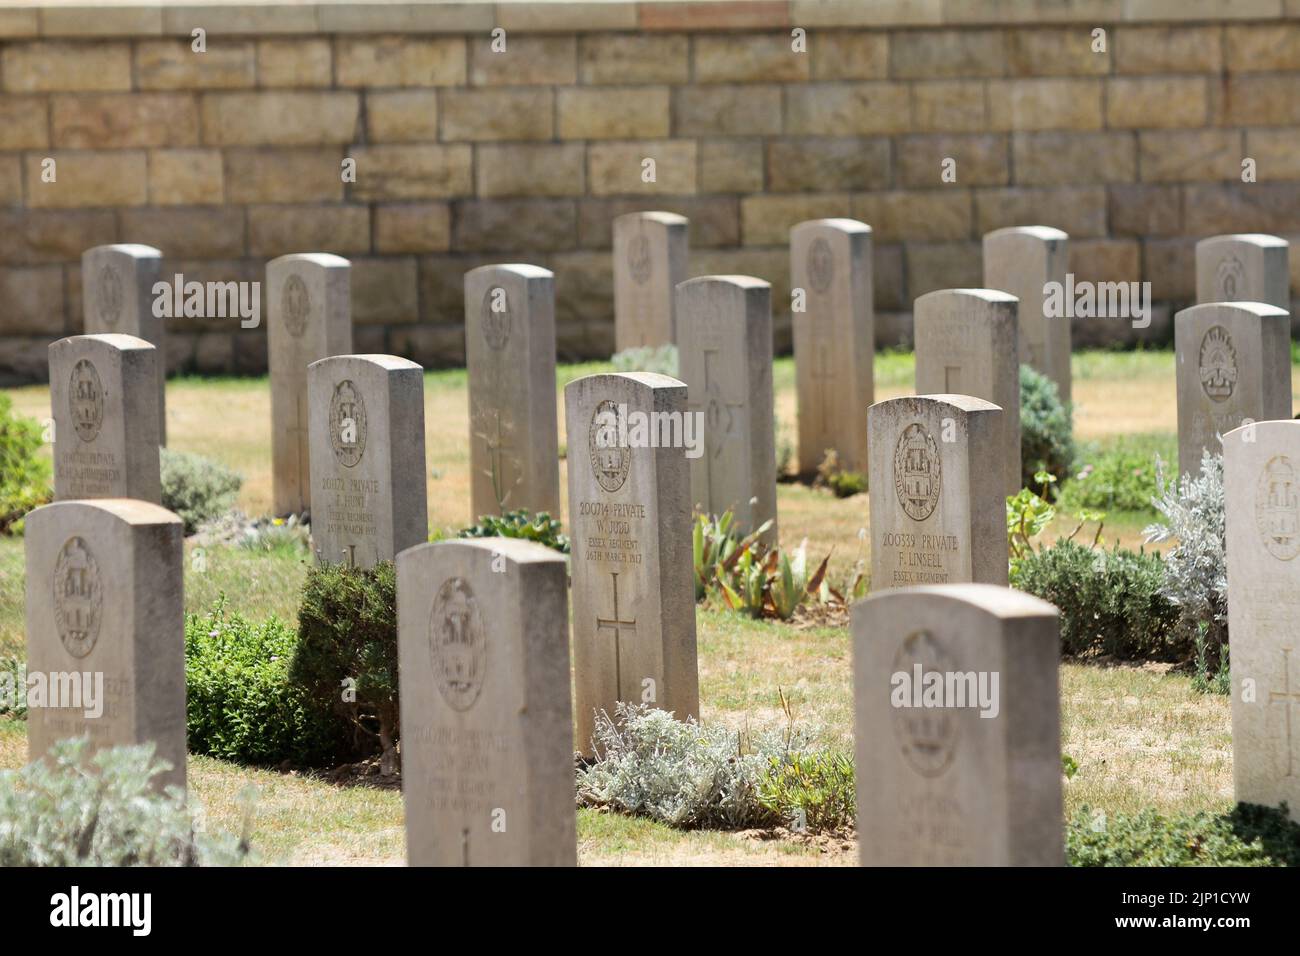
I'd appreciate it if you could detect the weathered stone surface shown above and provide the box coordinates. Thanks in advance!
[365,89,439,142]
[268,253,353,516]
[398,537,575,865]
[308,354,428,568]
[1195,234,1290,310]
[465,264,560,521]
[612,211,688,352]
[81,244,166,442]
[983,226,1071,402]
[49,333,160,504]
[25,498,186,792]
[1175,302,1291,476]
[676,276,777,540]
[564,372,698,755]
[852,583,1063,865]
[914,289,1021,496]
[790,218,873,475]
[1223,419,1300,823]
[867,394,1007,590]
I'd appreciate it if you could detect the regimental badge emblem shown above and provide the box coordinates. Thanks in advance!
[282,274,310,339]
[894,422,941,521]
[891,630,959,778]
[1216,255,1246,300]
[1257,454,1300,561]
[807,237,834,295]
[53,537,102,659]
[429,576,486,712]
[1198,325,1237,403]
[329,379,367,468]
[98,265,123,329]
[482,287,511,351]
[69,358,103,443]
[627,234,652,286]
[589,399,630,493]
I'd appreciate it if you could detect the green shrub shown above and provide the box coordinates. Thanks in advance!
[160,448,242,534]
[815,449,866,498]
[291,561,399,771]
[1067,803,1300,867]
[0,393,51,535]
[0,656,28,719]
[186,599,350,767]
[1192,623,1231,696]
[1058,444,1163,514]
[757,750,856,834]
[1014,539,1181,659]
[577,702,807,830]
[0,738,251,866]
[611,344,679,377]
[1019,364,1075,492]
[458,508,570,553]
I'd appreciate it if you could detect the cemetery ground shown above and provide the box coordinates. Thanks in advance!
[0,348,1279,866]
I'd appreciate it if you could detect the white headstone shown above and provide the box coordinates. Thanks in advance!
[852,583,1063,865]
[25,498,186,792]
[564,372,699,755]
[1196,234,1290,311]
[1175,302,1291,477]
[983,225,1070,403]
[914,289,1021,496]
[867,394,1008,590]
[464,264,561,522]
[1224,419,1300,823]
[268,253,353,517]
[49,333,161,504]
[307,354,428,569]
[676,275,778,541]
[791,218,874,475]
[81,244,166,443]
[613,211,688,351]
[398,537,575,865]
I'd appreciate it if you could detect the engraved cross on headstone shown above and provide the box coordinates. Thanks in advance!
[686,349,744,505]
[595,570,637,702]
[810,338,834,442]
[287,394,309,505]
[1269,646,1300,778]
[474,408,518,511]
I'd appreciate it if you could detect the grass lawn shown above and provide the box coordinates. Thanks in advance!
[0,348,1281,865]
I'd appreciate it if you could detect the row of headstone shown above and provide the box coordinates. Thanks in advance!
[80,226,1292,525]
[1178,234,1293,475]
[1194,236,1296,822]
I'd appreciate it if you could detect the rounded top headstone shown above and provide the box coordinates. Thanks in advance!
[83,243,163,261]
[856,582,1059,621]
[983,225,1069,243]
[1197,234,1289,251]
[915,288,1019,309]
[791,218,872,237]
[29,497,180,529]
[1176,301,1289,321]
[614,210,688,228]
[465,263,553,282]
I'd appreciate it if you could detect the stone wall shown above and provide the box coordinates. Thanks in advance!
[2,0,1300,382]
